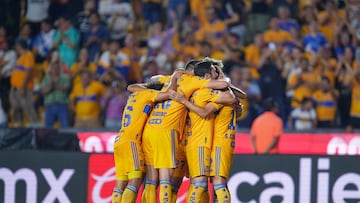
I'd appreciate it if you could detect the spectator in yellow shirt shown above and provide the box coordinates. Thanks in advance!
[350,72,360,129]
[70,69,105,128]
[312,76,338,128]
[10,39,39,126]
[263,17,292,51]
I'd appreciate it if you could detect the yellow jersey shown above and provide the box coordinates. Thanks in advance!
[186,88,222,149]
[214,105,236,143]
[70,81,105,118]
[11,51,35,89]
[119,89,159,142]
[351,81,360,117]
[312,90,337,121]
[145,74,210,132]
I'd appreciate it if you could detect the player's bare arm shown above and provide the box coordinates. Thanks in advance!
[229,84,247,99]
[169,90,217,118]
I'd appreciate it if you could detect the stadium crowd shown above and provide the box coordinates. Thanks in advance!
[0,0,359,131]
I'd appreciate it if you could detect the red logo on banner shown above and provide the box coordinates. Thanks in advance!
[88,154,116,203]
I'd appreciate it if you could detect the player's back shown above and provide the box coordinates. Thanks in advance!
[146,74,210,131]
[119,89,158,141]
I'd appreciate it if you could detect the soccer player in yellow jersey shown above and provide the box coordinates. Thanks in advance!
[142,61,230,203]
[111,74,179,203]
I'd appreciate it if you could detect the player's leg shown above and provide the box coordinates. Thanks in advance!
[211,176,230,203]
[113,139,129,203]
[186,146,211,203]
[121,171,144,203]
[171,142,187,203]
[142,165,158,203]
[112,179,127,203]
[159,168,175,203]
[210,146,234,203]
[153,130,178,203]
[186,176,208,203]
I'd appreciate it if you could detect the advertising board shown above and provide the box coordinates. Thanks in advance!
[0,151,88,203]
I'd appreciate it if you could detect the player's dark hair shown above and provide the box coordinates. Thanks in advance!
[263,97,278,112]
[194,61,212,77]
[145,81,164,91]
[185,59,201,71]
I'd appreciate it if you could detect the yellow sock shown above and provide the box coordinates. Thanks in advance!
[200,189,209,203]
[186,180,208,203]
[214,184,230,203]
[142,180,157,203]
[159,180,173,203]
[121,184,138,203]
[112,188,123,203]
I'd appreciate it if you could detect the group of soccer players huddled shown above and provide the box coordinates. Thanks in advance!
[111,57,246,203]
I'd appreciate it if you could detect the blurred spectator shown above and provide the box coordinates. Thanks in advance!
[0,26,7,50]
[101,79,129,129]
[332,22,357,60]
[350,71,360,129]
[32,19,56,63]
[222,33,246,74]
[141,0,162,26]
[317,1,345,42]
[70,48,98,85]
[245,33,264,79]
[263,17,292,52]
[310,47,337,86]
[10,39,39,126]
[288,97,317,130]
[70,69,105,128]
[0,38,16,116]
[84,12,110,62]
[231,67,261,128]
[0,0,21,36]
[98,40,131,80]
[251,98,283,154]
[302,21,327,53]
[246,0,271,43]
[24,0,50,36]
[278,6,299,33]
[105,0,134,45]
[335,47,357,127]
[195,7,226,44]
[166,0,187,27]
[0,98,6,128]
[214,0,247,46]
[75,0,96,40]
[121,34,144,83]
[53,14,80,68]
[17,24,33,49]
[258,48,286,121]
[312,76,338,128]
[41,61,70,128]
[287,57,319,109]
[142,59,160,82]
